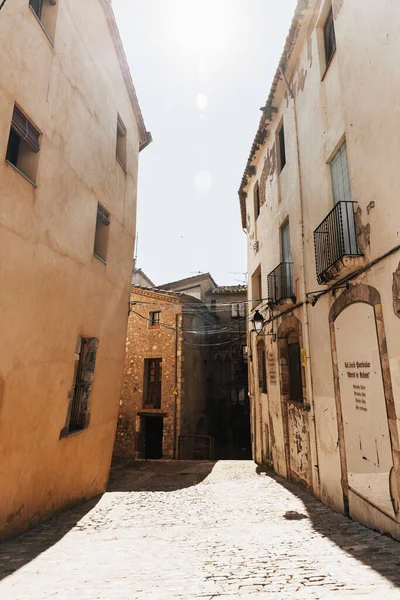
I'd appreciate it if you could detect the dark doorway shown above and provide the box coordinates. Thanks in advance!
[144,417,163,459]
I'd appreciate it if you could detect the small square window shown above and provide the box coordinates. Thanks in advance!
[278,123,286,173]
[150,311,161,327]
[323,8,336,67]
[94,204,110,263]
[5,105,40,184]
[116,114,127,170]
[29,0,58,41]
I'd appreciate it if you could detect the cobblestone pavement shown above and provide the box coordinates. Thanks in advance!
[1,461,400,599]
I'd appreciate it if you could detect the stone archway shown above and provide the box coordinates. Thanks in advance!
[277,316,312,489]
[329,283,400,520]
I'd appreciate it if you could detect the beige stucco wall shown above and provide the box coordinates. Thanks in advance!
[244,0,400,538]
[0,0,144,538]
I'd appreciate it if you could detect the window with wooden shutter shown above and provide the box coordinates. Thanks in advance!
[116,114,127,170]
[5,106,41,183]
[323,8,336,67]
[60,336,99,437]
[257,340,267,394]
[94,204,111,263]
[144,358,162,408]
[29,0,58,41]
[278,122,286,173]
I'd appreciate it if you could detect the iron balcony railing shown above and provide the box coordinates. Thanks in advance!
[314,201,361,284]
[267,262,294,305]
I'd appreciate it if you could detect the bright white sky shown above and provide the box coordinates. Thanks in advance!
[112,0,297,287]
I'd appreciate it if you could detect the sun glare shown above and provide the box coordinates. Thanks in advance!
[169,0,236,58]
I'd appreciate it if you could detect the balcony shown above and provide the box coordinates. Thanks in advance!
[267,262,295,309]
[314,201,363,285]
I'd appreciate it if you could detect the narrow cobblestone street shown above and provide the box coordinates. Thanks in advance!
[1,461,400,599]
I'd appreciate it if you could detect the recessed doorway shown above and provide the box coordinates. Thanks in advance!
[144,417,163,459]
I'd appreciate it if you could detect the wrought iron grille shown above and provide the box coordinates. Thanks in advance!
[314,201,360,284]
[267,262,294,305]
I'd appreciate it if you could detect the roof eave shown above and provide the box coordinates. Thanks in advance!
[238,0,310,229]
[100,0,152,151]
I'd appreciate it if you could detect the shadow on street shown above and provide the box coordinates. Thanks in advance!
[108,459,217,492]
[0,460,217,582]
[0,497,101,582]
[256,464,400,589]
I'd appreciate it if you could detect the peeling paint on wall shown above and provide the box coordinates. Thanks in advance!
[392,262,400,319]
[259,159,268,206]
[355,206,371,254]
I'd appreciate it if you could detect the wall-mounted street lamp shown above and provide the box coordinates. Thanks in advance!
[251,310,265,335]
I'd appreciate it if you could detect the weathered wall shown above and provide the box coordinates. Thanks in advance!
[114,289,210,460]
[0,0,144,538]
[114,289,180,459]
[244,0,400,538]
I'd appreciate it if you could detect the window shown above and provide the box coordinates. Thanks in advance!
[281,221,291,263]
[278,122,286,172]
[242,345,248,364]
[253,181,260,220]
[62,337,99,436]
[150,311,161,327]
[323,8,336,67]
[144,358,162,408]
[257,340,267,394]
[231,302,245,319]
[5,105,40,183]
[330,142,352,205]
[94,204,110,263]
[211,299,217,313]
[116,114,127,170]
[251,267,262,307]
[288,332,303,402]
[29,0,58,41]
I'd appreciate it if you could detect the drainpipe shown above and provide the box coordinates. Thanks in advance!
[173,312,179,459]
[280,67,321,498]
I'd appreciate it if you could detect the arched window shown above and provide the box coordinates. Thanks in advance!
[287,331,303,402]
[257,340,267,394]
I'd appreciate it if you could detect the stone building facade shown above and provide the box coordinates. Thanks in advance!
[0,0,150,539]
[114,286,213,460]
[241,0,400,539]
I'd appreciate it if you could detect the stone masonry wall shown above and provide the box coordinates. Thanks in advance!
[114,289,181,459]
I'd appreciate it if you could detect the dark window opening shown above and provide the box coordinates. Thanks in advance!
[29,0,57,40]
[257,341,267,394]
[6,129,20,166]
[67,337,99,434]
[254,181,260,220]
[5,105,40,182]
[94,204,110,263]
[288,336,303,402]
[278,123,286,172]
[29,0,43,19]
[116,114,127,170]
[324,8,336,67]
[150,311,161,326]
[144,358,162,408]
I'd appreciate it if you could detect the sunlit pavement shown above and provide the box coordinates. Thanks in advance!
[1,460,400,599]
